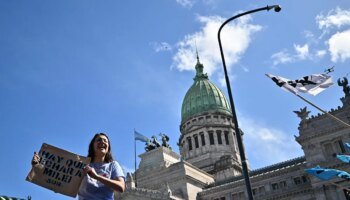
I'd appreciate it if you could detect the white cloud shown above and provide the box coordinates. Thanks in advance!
[271,43,328,66]
[304,30,315,39]
[176,0,195,8]
[172,15,262,76]
[175,0,218,8]
[316,50,327,58]
[328,29,350,62]
[294,44,309,59]
[269,8,350,67]
[303,30,319,45]
[271,50,293,66]
[239,116,302,168]
[202,0,216,5]
[218,76,226,88]
[316,8,350,31]
[150,42,172,52]
[217,72,236,88]
[314,8,350,62]
[241,65,249,72]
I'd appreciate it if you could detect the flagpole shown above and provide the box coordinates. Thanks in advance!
[134,129,137,187]
[295,94,350,128]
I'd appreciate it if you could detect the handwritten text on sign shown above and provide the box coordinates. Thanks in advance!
[26,143,91,197]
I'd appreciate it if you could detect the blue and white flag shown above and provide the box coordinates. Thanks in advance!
[266,73,333,96]
[305,165,350,180]
[337,154,350,163]
[345,143,350,152]
[134,130,148,142]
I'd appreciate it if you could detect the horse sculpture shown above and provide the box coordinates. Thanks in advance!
[160,133,172,150]
[145,139,156,152]
[151,135,161,148]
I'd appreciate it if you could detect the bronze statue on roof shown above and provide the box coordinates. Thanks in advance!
[338,77,350,97]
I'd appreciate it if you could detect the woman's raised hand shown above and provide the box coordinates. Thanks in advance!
[84,165,99,179]
[31,152,40,166]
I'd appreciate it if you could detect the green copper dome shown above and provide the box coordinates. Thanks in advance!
[181,57,232,123]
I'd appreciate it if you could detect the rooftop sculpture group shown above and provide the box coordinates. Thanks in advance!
[145,133,172,152]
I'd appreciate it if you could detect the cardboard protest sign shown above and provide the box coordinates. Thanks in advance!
[26,143,91,197]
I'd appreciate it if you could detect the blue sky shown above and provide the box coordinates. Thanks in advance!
[1,0,350,199]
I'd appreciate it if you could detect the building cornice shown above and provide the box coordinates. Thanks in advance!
[202,156,306,190]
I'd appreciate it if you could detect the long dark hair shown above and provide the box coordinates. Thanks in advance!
[88,133,114,163]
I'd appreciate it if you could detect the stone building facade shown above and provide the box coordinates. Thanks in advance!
[117,59,350,200]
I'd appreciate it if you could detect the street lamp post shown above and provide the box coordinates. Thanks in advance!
[217,5,281,200]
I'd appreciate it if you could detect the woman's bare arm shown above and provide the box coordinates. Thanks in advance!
[84,165,125,192]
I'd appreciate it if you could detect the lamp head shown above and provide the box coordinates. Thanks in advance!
[274,5,282,12]
[267,5,282,12]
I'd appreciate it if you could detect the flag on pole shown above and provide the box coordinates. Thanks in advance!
[266,73,333,96]
[337,154,350,163]
[305,165,350,180]
[134,130,148,142]
[345,143,350,152]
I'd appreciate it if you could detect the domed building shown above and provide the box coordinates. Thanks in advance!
[179,56,243,181]
[117,59,350,200]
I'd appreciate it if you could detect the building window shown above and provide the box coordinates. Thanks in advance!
[258,186,265,194]
[293,177,301,185]
[322,139,346,158]
[194,134,199,148]
[279,181,287,189]
[187,137,192,150]
[294,176,308,185]
[252,188,257,196]
[200,133,205,146]
[272,183,279,190]
[216,130,222,144]
[253,186,265,196]
[302,175,308,183]
[323,142,334,158]
[199,117,204,123]
[220,197,225,200]
[209,131,215,145]
[232,192,244,200]
[224,131,229,145]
